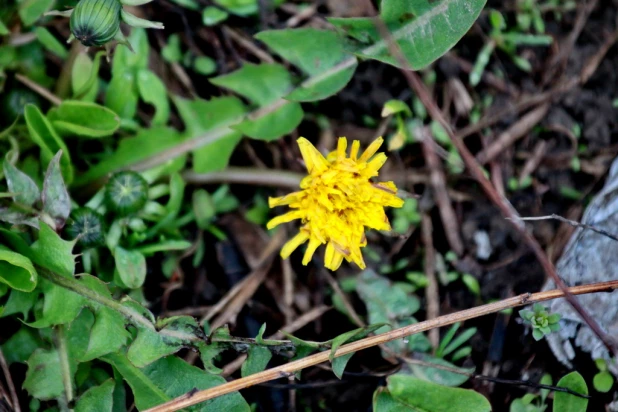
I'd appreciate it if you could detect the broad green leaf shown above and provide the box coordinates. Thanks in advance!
[42,151,71,225]
[210,63,302,140]
[74,127,184,186]
[408,355,473,387]
[1,327,43,364]
[28,279,84,327]
[331,0,486,70]
[3,158,40,206]
[30,221,76,277]
[105,71,139,119]
[49,101,120,138]
[79,276,131,361]
[111,28,150,77]
[373,387,417,412]
[34,27,68,59]
[71,53,99,101]
[593,371,614,393]
[255,29,357,101]
[23,349,64,400]
[127,316,201,367]
[24,104,74,183]
[18,0,54,26]
[0,248,38,291]
[114,246,147,289]
[173,96,246,173]
[137,69,170,125]
[75,379,115,412]
[387,374,491,412]
[553,372,588,412]
[241,324,273,377]
[104,353,250,411]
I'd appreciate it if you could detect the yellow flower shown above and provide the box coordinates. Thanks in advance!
[267,136,404,271]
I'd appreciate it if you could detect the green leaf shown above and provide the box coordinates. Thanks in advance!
[34,27,68,59]
[49,101,120,138]
[127,316,201,367]
[356,270,420,354]
[408,355,473,387]
[28,279,84,327]
[30,221,76,277]
[1,327,42,364]
[202,6,228,25]
[41,151,71,226]
[105,71,139,119]
[114,246,147,289]
[0,248,38,291]
[74,126,184,186]
[136,240,192,255]
[593,371,614,393]
[23,348,64,400]
[387,374,491,412]
[331,0,486,70]
[173,96,246,173]
[103,353,250,411]
[255,29,357,102]
[554,372,588,412]
[24,104,74,183]
[210,63,302,140]
[71,53,99,101]
[75,379,115,412]
[193,56,217,76]
[137,69,171,125]
[329,323,386,379]
[161,34,182,63]
[0,19,8,35]
[1,289,37,318]
[241,345,272,377]
[3,158,40,206]
[193,189,216,228]
[18,0,54,26]
[111,28,150,76]
[79,276,130,361]
[382,99,412,117]
[373,387,415,412]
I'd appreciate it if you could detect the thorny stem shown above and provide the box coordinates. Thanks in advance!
[144,280,618,412]
[361,0,618,358]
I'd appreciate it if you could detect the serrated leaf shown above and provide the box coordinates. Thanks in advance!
[75,379,115,412]
[42,151,71,226]
[255,29,357,102]
[554,372,588,412]
[24,104,73,183]
[49,101,120,138]
[1,289,37,318]
[114,246,147,289]
[28,279,84,328]
[103,353,250,411]
[387,374,491,412]
[0,247,38,291]
[137,69,170,126]
[3,158,40,206]
[30,221,76,277]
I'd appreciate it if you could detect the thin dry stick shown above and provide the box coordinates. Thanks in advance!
[513,214,618,243]
[15,74,62,106]
[183,168,303,189]
[144,280,618,412]
[421,214,440,348]
[0,348,20,412]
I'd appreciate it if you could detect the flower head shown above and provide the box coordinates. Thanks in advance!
[267,137,404,271]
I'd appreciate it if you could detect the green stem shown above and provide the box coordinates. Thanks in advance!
[55,325,74,411]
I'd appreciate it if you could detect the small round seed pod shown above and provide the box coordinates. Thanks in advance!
[105,171,149,216]
[65,208,106,248]
[69,0,121,47]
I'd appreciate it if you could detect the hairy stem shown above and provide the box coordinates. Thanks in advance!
[55,325,74,411]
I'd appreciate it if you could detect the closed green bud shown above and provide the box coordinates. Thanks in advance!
[70,0,121,47]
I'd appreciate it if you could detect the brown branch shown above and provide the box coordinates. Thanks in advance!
[143,280,618,412]
[0,348,19,412]
[421,214,440,348]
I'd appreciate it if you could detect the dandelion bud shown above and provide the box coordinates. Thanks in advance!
[69,0,121,47]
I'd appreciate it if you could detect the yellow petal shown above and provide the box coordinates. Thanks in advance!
[359,137,384,162]
[365,153,387,174]
[281,231,310,259]
[266,210,304,229]
[298,137,328,174]
[349,140,361,160]
[268,192,302,208]
[336,137,347,159]
[302,237,322,265]
[324,242,335,269]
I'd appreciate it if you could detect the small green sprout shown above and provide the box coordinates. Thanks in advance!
[519,303,561,341]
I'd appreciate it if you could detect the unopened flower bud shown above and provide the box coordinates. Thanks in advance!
[69,0,121,47]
